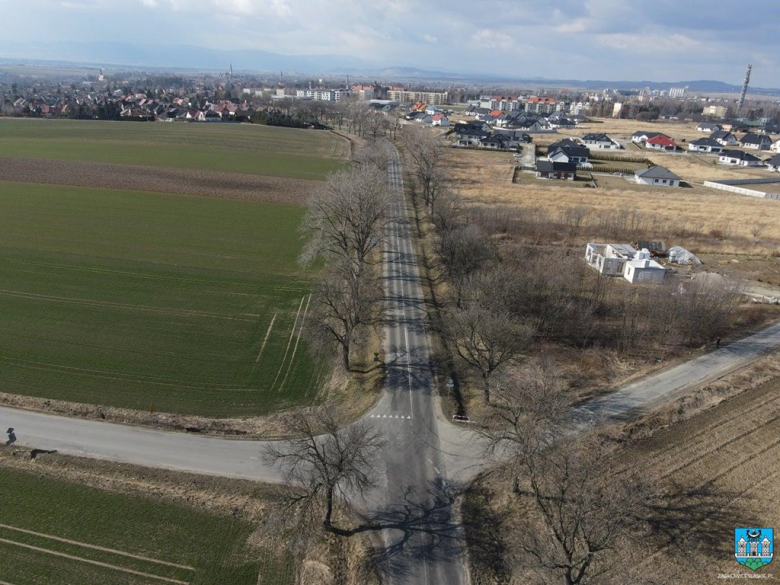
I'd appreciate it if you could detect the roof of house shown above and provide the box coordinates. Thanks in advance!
[635,166,682,181]
[768,154,780,166]
[647,135,677,147]
[549,144,590,159]
[536,160,577,173]
[711,130,735,140]
[720,149,761,161]
[741,133,772,144]
[582,133,613,142]
[690,137,722,147]
[698,123,720,129]
[632,131,666,139]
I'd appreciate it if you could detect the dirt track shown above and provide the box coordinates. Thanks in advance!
[0,157,319,205]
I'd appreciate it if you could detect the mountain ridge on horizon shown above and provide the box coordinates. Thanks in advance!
[1,40,778,95]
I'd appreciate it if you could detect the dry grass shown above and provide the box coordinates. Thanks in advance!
[445,147,780,255]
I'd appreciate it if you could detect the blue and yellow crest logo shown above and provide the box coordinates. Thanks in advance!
[735,528,773,571]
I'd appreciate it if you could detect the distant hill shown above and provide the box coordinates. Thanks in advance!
[1,41,778,95]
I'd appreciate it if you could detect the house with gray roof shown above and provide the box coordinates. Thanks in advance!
[634,166,682,187]
[718,150,763,167]
[688,137,724,154]
[711,130,738,146]
[581,133,622,149]
[740,132,773,151]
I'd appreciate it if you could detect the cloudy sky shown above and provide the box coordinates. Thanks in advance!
[1,0,779,85]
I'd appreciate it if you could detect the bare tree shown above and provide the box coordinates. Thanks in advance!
[518,436,647,585]
[263,407,385,538]
[402,125,447,213]
[308,261,384,371]
[436,224,496,305]
[365,111,389,140]
[478,371,650,585]
[300,164,392,278]
[448,303,533,403]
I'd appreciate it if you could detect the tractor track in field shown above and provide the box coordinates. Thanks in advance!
[0,157,319,205]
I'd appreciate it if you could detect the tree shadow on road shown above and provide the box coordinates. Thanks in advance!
[362,479,469,581]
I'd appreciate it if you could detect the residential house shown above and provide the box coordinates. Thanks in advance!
[536,160,576,180]
[718,150,763,167]
[631,131,669,143]
[740,133,773,150]
[547,139,590,165]
[548,117,576,129]
[645,135,678,151]
[581,133,622,150]
[767,154,780,172]
[770,138,780,152]
[479,134,512,150]
[697,123,721,133]
[431,114,450,127]
[453,123,489,147]
[204,110,223,122]
[687,137,724,154]
[711,130,738,146]
[634,166,682,187]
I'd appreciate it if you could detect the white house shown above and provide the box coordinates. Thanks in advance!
[711,130,738,146]
[581,133,622,150]
[547,139,590,165]
[770,138,780,152]
[623,249,667,284]
[697,123,721,133]
[431,114,450,127]
[634,166,682,187]
[718,150,763,167]
[767,154,780,172]
[741,133,773,151]
[688,137,724,154]
[631,131,668,144]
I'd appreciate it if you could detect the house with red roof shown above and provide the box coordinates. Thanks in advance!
[645,135,678,151]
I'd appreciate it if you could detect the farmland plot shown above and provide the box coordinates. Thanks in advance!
[0,118,348,180]
[0,468,294,585]
[0,180,324,416]
[609,376,780,581]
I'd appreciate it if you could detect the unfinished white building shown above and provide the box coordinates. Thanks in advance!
[623,249,667,284]
[586,244,666,284]
[585,243,637,276]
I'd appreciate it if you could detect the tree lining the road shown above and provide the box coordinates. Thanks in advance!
[299,140,392,372]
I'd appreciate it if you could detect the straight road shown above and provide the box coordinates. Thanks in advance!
[362,141,476,584]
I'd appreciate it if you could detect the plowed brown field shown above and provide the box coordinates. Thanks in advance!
[610,375,780,582]
[0,157,318,205]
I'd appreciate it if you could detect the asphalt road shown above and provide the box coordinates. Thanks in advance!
[574,319,780,425]
[3,139,780,583]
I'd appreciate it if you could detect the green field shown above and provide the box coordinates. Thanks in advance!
[0,180,325,416]
[0,118,346,180]
[0,468,294,585]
